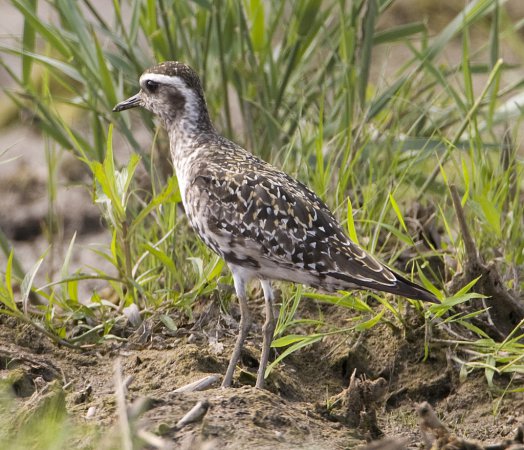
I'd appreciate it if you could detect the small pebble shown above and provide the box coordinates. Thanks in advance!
[85,406,97,419]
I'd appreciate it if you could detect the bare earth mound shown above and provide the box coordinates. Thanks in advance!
[1,297,522,449]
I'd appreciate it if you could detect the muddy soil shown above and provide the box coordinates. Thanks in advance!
[1,297,523,449]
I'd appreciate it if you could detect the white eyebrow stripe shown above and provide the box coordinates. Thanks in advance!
[139,73,186,89]
[140,72,201,127]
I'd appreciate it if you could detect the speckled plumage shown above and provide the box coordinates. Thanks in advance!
[114,61,438,389]
[185,140,405,293]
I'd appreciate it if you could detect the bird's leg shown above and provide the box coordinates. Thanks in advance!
[222,272,251,388]
[256,280,276,389]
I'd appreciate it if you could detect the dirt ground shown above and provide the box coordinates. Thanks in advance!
[1,295,523,449]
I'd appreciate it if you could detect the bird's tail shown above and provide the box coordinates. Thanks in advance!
[327,268,439,303]
[378,271,439,303]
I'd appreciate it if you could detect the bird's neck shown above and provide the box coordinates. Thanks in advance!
[168,111,216,176]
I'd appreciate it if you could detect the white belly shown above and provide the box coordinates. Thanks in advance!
[176,168,189,211]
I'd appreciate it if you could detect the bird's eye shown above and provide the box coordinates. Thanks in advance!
[145,80,159,93]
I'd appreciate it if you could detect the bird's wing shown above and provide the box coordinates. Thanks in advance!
[185,163,402,292]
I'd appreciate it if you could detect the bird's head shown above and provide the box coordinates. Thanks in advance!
[113,61,211,131]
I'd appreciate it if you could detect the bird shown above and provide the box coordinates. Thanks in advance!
[113,61,439,390]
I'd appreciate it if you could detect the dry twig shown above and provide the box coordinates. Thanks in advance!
[173,375,221,393]
[114,358,133,450]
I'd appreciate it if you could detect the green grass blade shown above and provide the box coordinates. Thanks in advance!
[93,33,117,107]
[373,21,426,44]
[11,0,72,58]
[21,253,45,314]
[21,0,37,85]
[388,193,408,234]
[2,251,18,312]
[359,0,377,105]
[346,196,359,245]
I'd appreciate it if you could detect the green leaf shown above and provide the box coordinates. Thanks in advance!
[130,176,181,234]
[56,0,97,68]
[2,251,18,312]
[160,314,178,332]
[484,355,497,387]
[367,76,405,120]
[462,26,474,106]
[478,195,501,237]
[142,243,177,275]
[456,276,482,297]
[61,232,77,281]
[204,255,224,282]
[355,308,385,331]
[271,334,309,348]
[458,319,491,339]
[267,334,323,376]
[389,193,408,233]
[0,47,82,82]
[429,292,484,318]
[373,22,426,44]
[21,0,37,85]
[346,196,359,245]
[93,32,117,107]
[11,0,71,58]
[67,278,80,304]
[247,0,265,52]
[304,292,373,313]
[297,0,322,37]
[119,154,141,207]
[360,219,414,246]
[359,0,377,105]
[21,254,45,314]
[461,157,470,205]
[417,267,443,300]
[423,0,498,63]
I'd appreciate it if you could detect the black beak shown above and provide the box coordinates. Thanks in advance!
[113,93,142,112]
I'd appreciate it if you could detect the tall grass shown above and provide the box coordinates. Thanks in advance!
[0,0,523,384]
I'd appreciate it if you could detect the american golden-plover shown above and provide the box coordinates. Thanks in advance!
[114,61,438,389]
